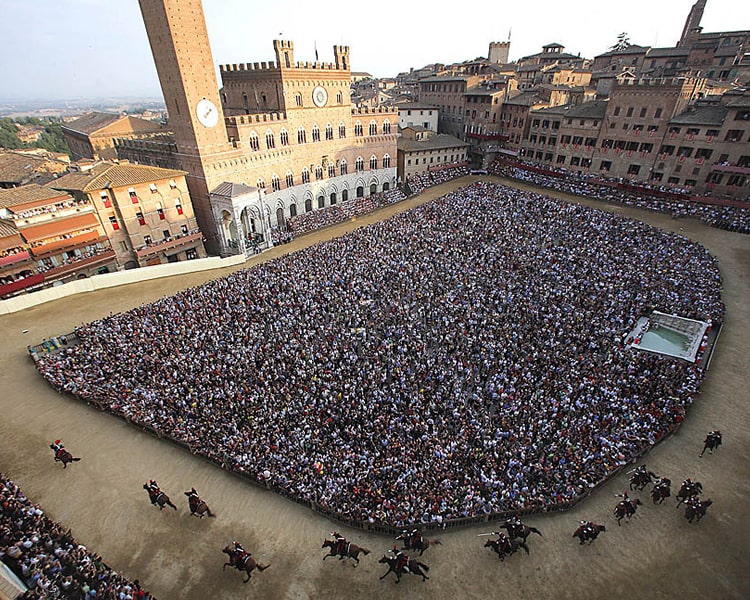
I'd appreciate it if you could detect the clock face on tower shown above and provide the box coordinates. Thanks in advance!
[312,86,328,108]
[196,98,219,128]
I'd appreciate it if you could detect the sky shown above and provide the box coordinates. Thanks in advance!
[1,0,748,101]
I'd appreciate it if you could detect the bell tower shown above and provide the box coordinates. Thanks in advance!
[138,0,236,251]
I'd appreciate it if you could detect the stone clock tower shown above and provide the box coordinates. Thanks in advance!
[138,0,236,249]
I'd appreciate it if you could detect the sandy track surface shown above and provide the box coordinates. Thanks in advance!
[1,177,749,599]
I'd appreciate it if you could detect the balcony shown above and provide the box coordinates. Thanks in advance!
[40,250,116,281]
[135,231,203,259]
[711,163,750,175]
[0,250,32,268]
[30,231,107,259]
[0,273,44,298]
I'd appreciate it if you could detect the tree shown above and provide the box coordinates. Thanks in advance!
[610,32,631,52]
[0,118,25,150]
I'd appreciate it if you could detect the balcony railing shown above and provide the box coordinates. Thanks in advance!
[711,163,750,175]
[40,250,116,280]
[0,250,32,268]
[135,231,203,259]
[30,231,106,259]
[0,273,44,298]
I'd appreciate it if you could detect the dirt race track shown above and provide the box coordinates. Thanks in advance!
[1,177,749,600]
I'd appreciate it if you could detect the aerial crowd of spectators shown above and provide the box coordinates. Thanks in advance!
[0,473,154,599]
[490,160,750,234]
[406,164,469,195]
[34,181,723,528]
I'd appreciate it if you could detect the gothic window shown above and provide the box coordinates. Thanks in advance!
[383,154,391,168]
[337,92,342,104]
[271,174,280,191]
[354,122,363,137]
[369,155,378,170]
[368,121,377,136]
[256,178,266,189]
[356,156,364,172]
[312,124,321,142]
[382,120,391,134]
[285,171,294,187]
[297,127,307,144]
[328,164,336,177]
[249,131,260,151]
[301,168,310,184]
[339,123,346,138]
[295,93,302,107]
[340,159,347,175]
[265,130,275,149]
[280,128,289,146]
[315,166,323,180]
[325,123,333,140]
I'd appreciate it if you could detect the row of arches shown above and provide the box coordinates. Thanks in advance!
[247,120,392,151]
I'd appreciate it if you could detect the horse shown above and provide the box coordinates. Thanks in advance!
[675,480,703,507]
[395,530,442,556]
[629,466,658,491]
[650,478,671,504]
[700,431,722,457]
[502,520,543,543]
[184,489,214,518]
[614,497,642,525]
[572,523,606,545]
[378,555,429,583]
[484,534,529,559]
[143,484,177,511]
[685,498,713,523]
[49,444,81,469]
[321,538,370,565]
[222,545,270,583]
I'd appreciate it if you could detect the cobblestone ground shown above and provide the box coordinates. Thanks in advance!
[1,177,749,600]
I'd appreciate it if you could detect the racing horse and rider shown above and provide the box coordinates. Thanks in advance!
[675,478,703,508]
[650,477,672,504]
[322,532,370,565]
[482,531,529,559]
[49,440,81,469]
[700,430,722,457]
[184,487,214,517]
[143,480,177,511]
[573,521,606,544]
[395,528,442,556]
[628,464,659,491]
[614,492,642,525]
[502,514,543,544]
[222,541,270,583]
[378,547,429,583]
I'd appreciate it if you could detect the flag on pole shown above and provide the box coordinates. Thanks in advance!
[315,42,319,61]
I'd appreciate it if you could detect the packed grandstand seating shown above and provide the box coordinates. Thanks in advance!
[490,159,750,234]
[33,182,723,529]
[406,164,469,195]
[0,473,154,599]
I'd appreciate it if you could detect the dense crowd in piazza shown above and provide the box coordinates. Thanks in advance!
[490,160,750,234]
[0,473,154,599]
[33,181,723,528]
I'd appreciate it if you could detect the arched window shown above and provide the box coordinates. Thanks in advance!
[354,121,363,137]
[325,123,333,140]
[339,123,346,138]
[242,92,248,110]
[285,171,294,187]
[295,93,302,107]
[370,155,378,170]
[297,127,307,144]
[317,196,325,209]
[337,92,343,104]
[256,178,266,189]
[383,120,392,134]
[280,128,289,146]
[305,197,313,212]
[383,154,391,169]
[301,168,310,184]
[342,189,349,201]
[328,164,336,178]
[289,203,298,217]
[315,166,323,180]
[312,124,321,142]
[330,192,337,205]
[271,174,280,191]
[265,130,275,149]
[368,121,377,136]
[249,131,259,151]
[340,159,347,175]
[356,156,364,172]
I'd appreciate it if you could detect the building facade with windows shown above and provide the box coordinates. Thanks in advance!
[50,162,206,269]
[62,113,165,161]
[118,1,397,255]
[397,127,469,181]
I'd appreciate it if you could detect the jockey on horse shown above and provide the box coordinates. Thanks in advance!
[332,531,348,557]
[51,439,65,459]
[392,546,410,573]
[230,540,250,566]
[146,480,161,504]
[700,430,722,457]
[506,512,523,538]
